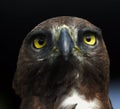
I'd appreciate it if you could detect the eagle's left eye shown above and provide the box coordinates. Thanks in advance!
[33,36,47,49]
[83,34,96,46]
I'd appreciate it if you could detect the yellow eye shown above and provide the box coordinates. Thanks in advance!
[33,37,47,49]
[83,34,96,45]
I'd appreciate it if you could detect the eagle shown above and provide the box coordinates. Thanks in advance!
[13,16,113,109]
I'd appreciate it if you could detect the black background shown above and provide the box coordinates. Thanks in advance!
[0,0,120,109]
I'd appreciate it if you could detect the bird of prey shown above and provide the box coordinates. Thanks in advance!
[13,16,113,109]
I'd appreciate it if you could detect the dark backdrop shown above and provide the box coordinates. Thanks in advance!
[0,0,120,109]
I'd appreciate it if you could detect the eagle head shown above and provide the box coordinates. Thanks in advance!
[13,16,112,109]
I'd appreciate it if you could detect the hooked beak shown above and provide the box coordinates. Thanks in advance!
[57,28,74,60]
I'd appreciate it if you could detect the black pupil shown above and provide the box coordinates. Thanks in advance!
[86,36,91,42]
[38,37,45,45]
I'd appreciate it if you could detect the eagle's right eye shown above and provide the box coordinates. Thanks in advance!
[33,36,47,49]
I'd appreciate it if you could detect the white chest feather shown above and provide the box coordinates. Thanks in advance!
[58,89,100,109]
